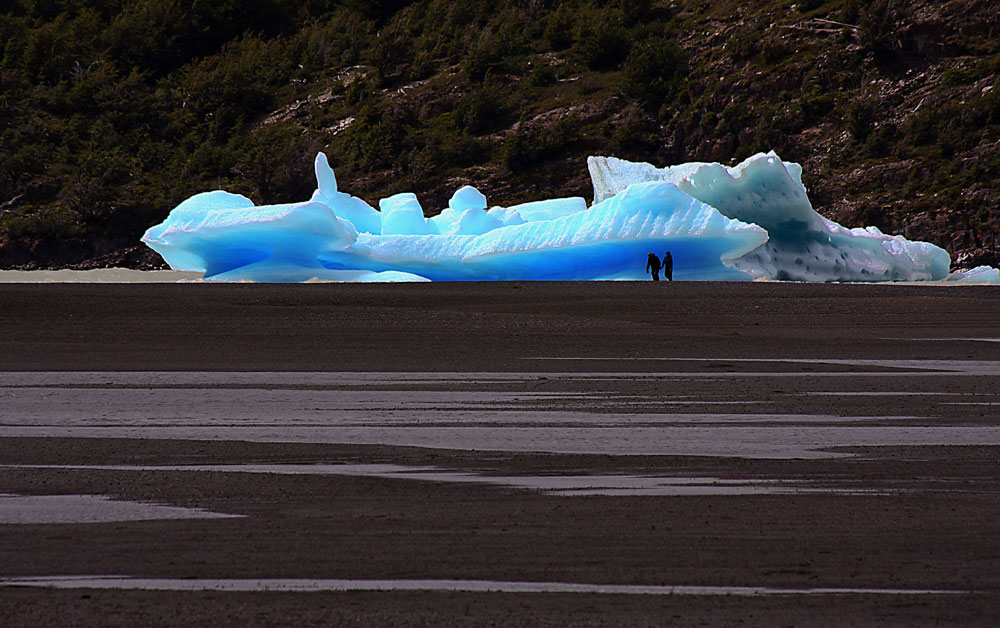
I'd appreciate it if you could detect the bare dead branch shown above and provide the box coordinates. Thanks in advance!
[0,194,25,211]
[815,18,860,30]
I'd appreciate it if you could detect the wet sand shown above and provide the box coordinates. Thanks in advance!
[1,282,1000,626]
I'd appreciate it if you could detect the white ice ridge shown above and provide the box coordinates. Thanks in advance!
[141,151,994,283]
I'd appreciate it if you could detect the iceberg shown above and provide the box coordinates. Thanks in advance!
[140,191,358,282]
[141,151,995,283]
[946,265,1000,284]
[380,193,435,236]
[589,153,953,282]
[318,181,767,281]
[309,152,382,235]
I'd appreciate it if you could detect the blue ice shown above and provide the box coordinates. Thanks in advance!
[141,152,993,283]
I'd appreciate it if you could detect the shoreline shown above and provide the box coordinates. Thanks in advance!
[0,267,998,285]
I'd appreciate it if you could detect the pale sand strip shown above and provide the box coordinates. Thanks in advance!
[0,576,969,596]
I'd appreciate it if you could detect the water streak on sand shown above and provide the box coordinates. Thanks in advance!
[2,370,997,458]
[527,358,1000,375]
[0,493,242,524]
[1,464,890,497]
[887,337,1000,343]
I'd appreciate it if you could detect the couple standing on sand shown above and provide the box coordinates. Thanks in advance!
[645,252,673,281]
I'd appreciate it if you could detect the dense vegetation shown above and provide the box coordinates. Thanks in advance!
[2,0,999,269]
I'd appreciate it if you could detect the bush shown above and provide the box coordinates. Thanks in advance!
[801,90,835,122]
[902,106,943,148]
[368,14,414,82]
[618,0,652,24]
[464,30,508,83]
[230,122,324,203]
[439,133,491,169]
[622,37,687,109]
[858,0,911,58]
[797,0,825,12]
[608,104,659,159]
[726,20,761,62]
[337,102,418,173]
[543,3,575,51]
[454,86,513,135]
[503,116,581,171]
[571,9,630,70]
[847,98,878,142]
[864,123,898,157]
[526,64,558,87]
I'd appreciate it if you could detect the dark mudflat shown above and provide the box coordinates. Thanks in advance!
[1,281,999,371]
[1,282,999,627]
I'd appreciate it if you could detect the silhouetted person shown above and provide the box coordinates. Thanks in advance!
[646,252,661,281]
[663,251,673,281]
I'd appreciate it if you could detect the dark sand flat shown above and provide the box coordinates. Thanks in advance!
[2,281,1000,371]
[1,282,999,627]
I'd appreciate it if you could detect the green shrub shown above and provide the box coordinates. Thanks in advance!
[368,14,414,83]
[571,9,629,70]
[797,0,825,12]
[440,133,492,169]
[858,0,911,58]
[902,106,941,147]
[761,39,790,65]
[543,3,575,51]
[858,202,892,231]
[618,0,652,24]
[847,98,878,142]
[622,37,687,109]
[464,29,509,83]
[726,20,761,62]
[454,86,513,135]
[526,64,558,87]
[608,105,659,158]
[864,123,897,157]
[337,102,418,173]
[503,116,581,171]
[840,0,861,24]
[230,122,323,203]
[801,91,835,122]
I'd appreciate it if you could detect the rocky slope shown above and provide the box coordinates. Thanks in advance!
[1,0,997,270]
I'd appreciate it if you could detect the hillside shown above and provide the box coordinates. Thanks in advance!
[1,0,998,270]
